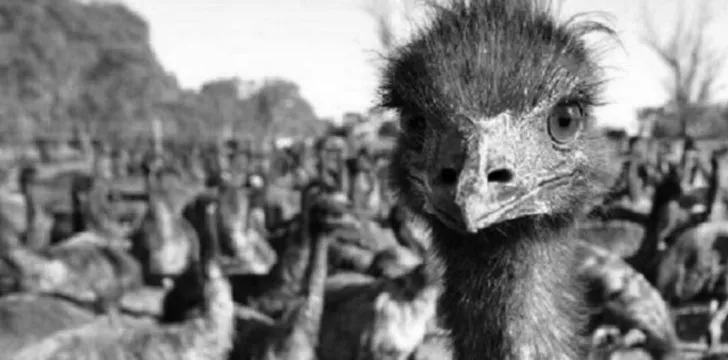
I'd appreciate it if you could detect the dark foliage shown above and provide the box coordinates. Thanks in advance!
[0,0,326,143]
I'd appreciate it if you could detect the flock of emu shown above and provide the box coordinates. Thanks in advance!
[0,0,725,359]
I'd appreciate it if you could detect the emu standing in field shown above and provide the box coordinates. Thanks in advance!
[382,0,613,358]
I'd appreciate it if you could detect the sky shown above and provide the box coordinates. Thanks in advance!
[119,0,727,132]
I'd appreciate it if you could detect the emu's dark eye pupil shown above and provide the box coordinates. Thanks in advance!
[548,105,582,144]
[557,116,571,128]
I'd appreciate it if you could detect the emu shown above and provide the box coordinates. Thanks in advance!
[381,0,613,358]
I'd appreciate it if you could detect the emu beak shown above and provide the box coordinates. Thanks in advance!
[450,120,521,233]
[454,164,508,234]
[455,185,494,234]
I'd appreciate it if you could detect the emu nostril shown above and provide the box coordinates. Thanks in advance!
[438,168,459,185]
[487,169,514,183]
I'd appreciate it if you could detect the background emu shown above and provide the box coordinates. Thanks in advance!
[381,0,613,358]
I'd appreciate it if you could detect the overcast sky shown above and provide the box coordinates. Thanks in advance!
[120,0,727,131]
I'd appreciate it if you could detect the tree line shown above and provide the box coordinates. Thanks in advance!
[0,0,326,144]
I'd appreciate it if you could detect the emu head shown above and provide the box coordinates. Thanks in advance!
[316,136,348,188]
[214,178,277,275]
[302,181,358,234]
[382,0,612,234]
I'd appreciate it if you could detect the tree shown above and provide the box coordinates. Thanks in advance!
[200,77,241,138]
[364,0,418,54]
[0,0,324,143]
[641,0,728,136]
[0,0,178,139]
[244,78,324,138]
[365,0,396,53]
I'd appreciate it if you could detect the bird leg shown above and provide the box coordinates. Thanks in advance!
[708,299,728,350]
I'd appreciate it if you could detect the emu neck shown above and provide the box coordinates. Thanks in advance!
[629,176,677,275]
[337,156,350,195]
[21,182,45,249]
[626,159,644,202]
[431,216,587,360]
[706,161,726,222]
[283,232,331,360]
[84,186,117,236]
[189,272,235,358]
[269,195,313,289]
[145,174,175,243]
[70,186,86,233]
[299,230,330,336]
[21,182,37,227]
[283,197,314,286]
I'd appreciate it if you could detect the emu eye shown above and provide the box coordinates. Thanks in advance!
[400,114,426,150]
[548,104,583,144]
